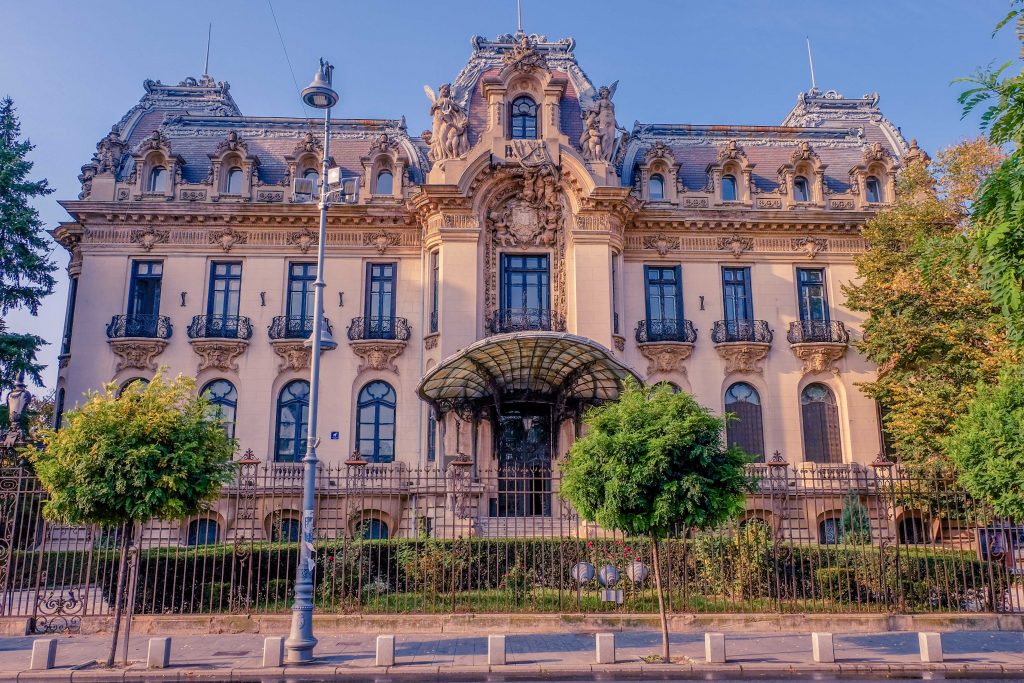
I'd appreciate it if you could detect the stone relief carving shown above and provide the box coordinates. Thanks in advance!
[791,236,828,259]
[579,81,622,162]
[350,341,405,374]
[364,229,401,254]
[637,342,693,375]
[717,235,753,258]
[212,131,249,157]
[190,339,247,373]
[287,227,318,254]
[791,343,846,375]
[715,343,770,374]
[613,336,625,352]
[130,227,170,252]
[210,227,248,252]
[489,165,561,248]
[642,233,680,256]
[109,339,167,371]
[271,341,311,372]
[424,83,470,162]
[501,34,549,73]
[424,335,439,350]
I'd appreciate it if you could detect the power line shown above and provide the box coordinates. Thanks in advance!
[266,0,315,124]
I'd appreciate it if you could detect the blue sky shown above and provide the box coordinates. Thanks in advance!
[2,0,1019,392]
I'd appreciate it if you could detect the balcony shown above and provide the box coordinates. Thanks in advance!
[712,319,773,374]
[635,318,696,375]
[347,316,411,342]
[187,315,253,340]
[187,315,252,373]
[635,319,697,344]
[106,314,172,339]
[105,314,172,372]
[268,315,333,340]
[268,315,335,372]
[487,308,566,335]
[347,316,410,374]
[787,320,849,375]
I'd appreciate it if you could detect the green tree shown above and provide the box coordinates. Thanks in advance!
[0,96,56,391]
[843,139,1017,471]
[23,373,236,666]
[945,365,1024,519]
[957,2,1024,344]
[559,380,752,662]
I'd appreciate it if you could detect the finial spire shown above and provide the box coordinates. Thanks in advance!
[204,23,212,77]
[516,0,524,36]
[806,36,817,92]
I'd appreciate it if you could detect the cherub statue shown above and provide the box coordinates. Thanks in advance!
[424,83,470,162]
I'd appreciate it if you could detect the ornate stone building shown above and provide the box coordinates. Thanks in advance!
[53,33,918,541]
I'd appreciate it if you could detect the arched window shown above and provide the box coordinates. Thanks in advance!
[653,381,681,394]
[275,380,310,462]
[865,175,882,203]
[818,517,841,545]
[801,383,842,464]
[148,166,167,193]
[202,379,237,441]
[510,96,538,139]
[375,170,394,195]
[356,518,389,540]
[725,382,765,461]
[225,167,243,195]
[649,174,664,201]
[186,519,219,546]
[356,380,396,463]
[793,175,810,202]
[117,377,149,397]
[722,174,738,201]
[271,517,301,543]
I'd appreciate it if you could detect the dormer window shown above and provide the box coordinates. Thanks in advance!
[793,176,810,202]
[148,166,167,193]
[722,174,738,202]
[510,96,538,139]
[865,175,882,203]
[225,167,243,195]
[376,170,394,195]
[649,174,664,201]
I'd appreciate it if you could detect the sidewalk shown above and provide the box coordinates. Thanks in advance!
[5,630,1024,680]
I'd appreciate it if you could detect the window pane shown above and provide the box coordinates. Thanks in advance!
[722,175,737,201]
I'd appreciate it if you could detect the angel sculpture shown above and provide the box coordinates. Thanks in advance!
[579,81,623,162]
[424,83,470,162]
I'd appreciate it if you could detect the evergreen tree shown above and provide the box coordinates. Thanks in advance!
[0,96,56,390]
[843,139,1018,471]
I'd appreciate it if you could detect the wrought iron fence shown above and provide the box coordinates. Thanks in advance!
[0,459,1020,634]
[186,315,253,340]
[347,317,411,342]
[267,315,332,340]
[787,320,850,344]
[105,314,173,339]
[636,319,697,344]
[712,319,773,344]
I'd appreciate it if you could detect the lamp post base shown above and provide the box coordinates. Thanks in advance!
[284,629,317,664]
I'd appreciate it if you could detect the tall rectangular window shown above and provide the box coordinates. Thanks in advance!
[365,263,397,339]
[796,268,828,322]
[60,276,78,355]
[426,412,437,463]
[501,255,550,312]
[611,254,620,335]
[429,251,439,334]
[128,261,163,318]
[722,267,753,322]
[286,263,316,321]
[644,265,681,324]
[208,262,242,316]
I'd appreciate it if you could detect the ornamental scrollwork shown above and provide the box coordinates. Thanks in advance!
[717,235,753,258]
[130,227,170,252]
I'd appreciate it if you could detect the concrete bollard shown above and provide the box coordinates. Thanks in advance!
[919,632,943,663]
[147,637,171,669]
[376,634,395,667]
[29,638,57,670]
[262,636,284,668]
[488,634,506,665]
[705,632,725,664]
[811,632,835,663]
[595,633,615,664]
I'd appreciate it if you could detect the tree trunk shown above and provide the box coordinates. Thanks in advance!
[650,534,670,663]
[106,526,130,668]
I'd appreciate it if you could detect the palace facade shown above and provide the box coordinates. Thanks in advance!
[52,33,922,541]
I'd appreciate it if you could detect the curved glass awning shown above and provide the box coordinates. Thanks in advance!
[417,332,640,413]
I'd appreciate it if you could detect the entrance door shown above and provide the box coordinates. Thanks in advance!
[496,405,552,517]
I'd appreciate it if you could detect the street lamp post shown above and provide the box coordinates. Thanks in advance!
[285,58,339,665]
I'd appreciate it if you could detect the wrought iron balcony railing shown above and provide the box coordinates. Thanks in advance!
[268,315,333,340]
[187,315,253,340]
[487,308,566,334]
[635,318,697,344]
[787,320,850,344]
[347,316,411,342]
[106,314,173,340]
[711,319,773,344]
